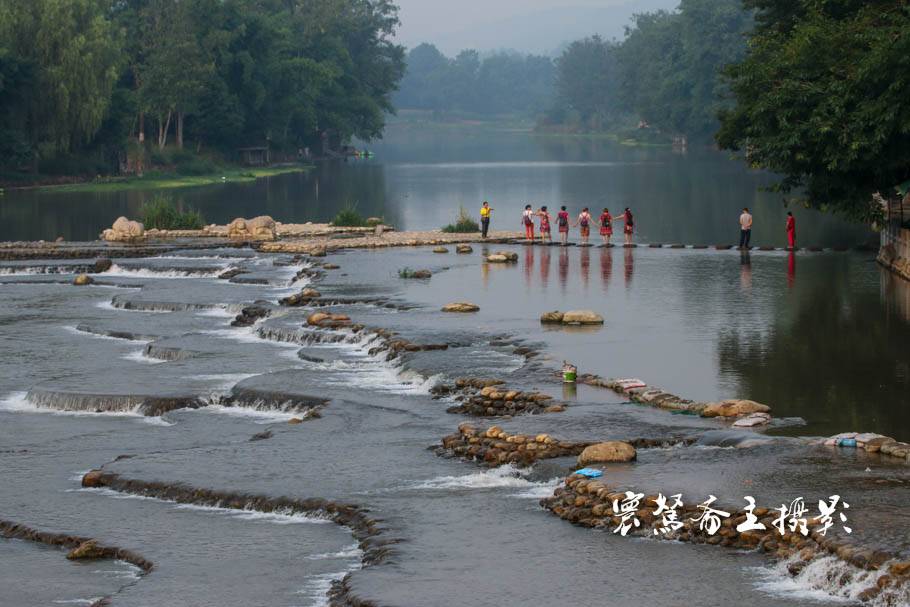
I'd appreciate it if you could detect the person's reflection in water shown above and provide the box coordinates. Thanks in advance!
[524,245,534,289]
[740,250,752,291]
[600,247,613,293]
[624,246,634,289]
[787,251,796,288]
[559,246,569,293]
[580,246,590,291]
[562,382,577,401]
[481,245,491,290]
[540,245,551,288]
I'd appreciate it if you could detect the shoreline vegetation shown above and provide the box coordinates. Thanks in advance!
[3,164,311,194]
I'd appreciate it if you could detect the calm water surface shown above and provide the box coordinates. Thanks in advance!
[0,123,876,247]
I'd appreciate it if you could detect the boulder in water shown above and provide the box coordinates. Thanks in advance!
[562,310,604,325]
[323,263,340,270]
[486,254,508,263]
[93,258,112,273]
[66,540,106,561]
[456,244,473,254]
[307,312,331,326]
[701,399,771,418]
[432,246,449,254]
[73,274,94,286]
[442,302,479,313]
[732,412,772,427]
[102,216,146,242]
[577,441,636,466]
[300,288,321,298]
[540,311,564,324]
[81,469,105,488]
[228,216,276,240]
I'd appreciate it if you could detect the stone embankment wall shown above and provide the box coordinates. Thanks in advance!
[878,220,910,281]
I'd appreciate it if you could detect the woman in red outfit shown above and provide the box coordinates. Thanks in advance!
[599,207,613,246]
[537,206,552,243]
[557,206,570,245]
[786,211,796,250]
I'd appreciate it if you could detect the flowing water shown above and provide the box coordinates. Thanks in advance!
[1,126,908,607]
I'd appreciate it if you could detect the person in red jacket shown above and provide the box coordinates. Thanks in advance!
[599,207,613,246]
[557,206,570,246]
[786,211,796,250]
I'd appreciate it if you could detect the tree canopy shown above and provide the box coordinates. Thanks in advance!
[394,43,555,117]
[0,0,405,173]
[717,0,910,220]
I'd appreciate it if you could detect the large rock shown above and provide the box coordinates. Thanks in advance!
[81,469,105,488]
[577,441,637,466]
[442,302,479,313]
[433,246,449,254]
[228,215,276,240]
[701,399,771,418]
[561,310,604,325]
[540,311,565,324]
[102,216,145,241]
[73,274,94,286]
[456,244,473,254]
[487,251,518,263]
[307,312,331,326]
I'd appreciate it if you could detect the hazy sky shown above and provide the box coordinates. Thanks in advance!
[393,0,680,55]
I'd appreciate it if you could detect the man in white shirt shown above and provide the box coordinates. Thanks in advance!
[739,207,753,249]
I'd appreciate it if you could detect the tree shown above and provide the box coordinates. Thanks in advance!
[717,1,910,220]
[554,35,621,131]
[0,0,122,169]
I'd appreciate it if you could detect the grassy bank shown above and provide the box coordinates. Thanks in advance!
[26,165,311,194]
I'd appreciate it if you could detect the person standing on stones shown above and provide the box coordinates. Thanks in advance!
[537,206,552,243]
[786,211,796,250]
[599,207,613,246]
[557,206,571,246]
[615,207,634,246]
[522,204,536,242]
[573,207,592,246]
[480,201,493,238]
[739,207,753,249]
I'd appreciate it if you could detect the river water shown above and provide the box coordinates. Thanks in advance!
[1,126,908,607]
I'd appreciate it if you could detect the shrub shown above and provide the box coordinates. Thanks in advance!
[441,206,479,233]
[140,197,206,230]
[175,156,217,176]
[398,267,432,279]
[331,204,368,227]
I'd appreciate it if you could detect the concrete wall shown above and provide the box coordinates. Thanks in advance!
[878,220,910,281]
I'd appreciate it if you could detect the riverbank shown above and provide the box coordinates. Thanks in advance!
[2,165,311,194]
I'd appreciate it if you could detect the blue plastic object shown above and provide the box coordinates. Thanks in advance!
[574,468,603,478]
[838,438,857,448]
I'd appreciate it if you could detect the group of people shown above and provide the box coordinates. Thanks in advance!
[480,201,798,250]
[479,201,635,246]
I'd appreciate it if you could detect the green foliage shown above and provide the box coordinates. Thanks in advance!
[717,1,910,220]
[395,43,555,116]
[545,0,753,139]
[331,204,368,227]
[0,0,406,174]
[441,206,480,233]
[140,196,205,230]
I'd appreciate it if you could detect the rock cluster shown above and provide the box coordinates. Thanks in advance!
[231,304,270,327]
[101,216,146,242]
[540,310,604,325]
[367,338,448,362]
[438,423,593,466]
[542,473,908,604]
[436,378,564,417]
[279,288,322,306]
[442,302,479,313]
[822,432,910,463]
[307,311,352,329]
[486,251,519,263]
[582,374,772,424]
[227,216,277,240]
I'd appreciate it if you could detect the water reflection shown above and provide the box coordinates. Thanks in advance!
[600,248,613,293]
[558,247,569,293]
[787,252,796,288]
[624,247,634,289]
[540,246,550,288]
[580,247,590,291]
[740,251,752,291]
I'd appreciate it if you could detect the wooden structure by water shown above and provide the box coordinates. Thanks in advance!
[238,146,270,166]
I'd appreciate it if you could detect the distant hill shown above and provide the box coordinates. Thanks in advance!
[406,0,680,55]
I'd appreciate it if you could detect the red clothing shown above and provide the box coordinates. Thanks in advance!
[540,212,551,232]
[599,212,613,236]
[557,211,570,233]
[786,216,796,248]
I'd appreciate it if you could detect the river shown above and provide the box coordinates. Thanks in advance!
[0,125,908,607]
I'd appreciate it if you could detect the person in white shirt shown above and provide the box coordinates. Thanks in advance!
[739,207,753,249]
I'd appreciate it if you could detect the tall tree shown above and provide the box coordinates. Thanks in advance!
[717,1,910,220]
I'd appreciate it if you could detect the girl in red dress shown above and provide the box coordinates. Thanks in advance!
[616,207,634,246]
[786,211,796,250]
[599,207,613,246]
[557,206,570,245]
[537,206,552,243]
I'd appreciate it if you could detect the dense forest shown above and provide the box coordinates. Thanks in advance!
[0,0,405,176]
[393,44,554,117]
[542,0,752,140]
